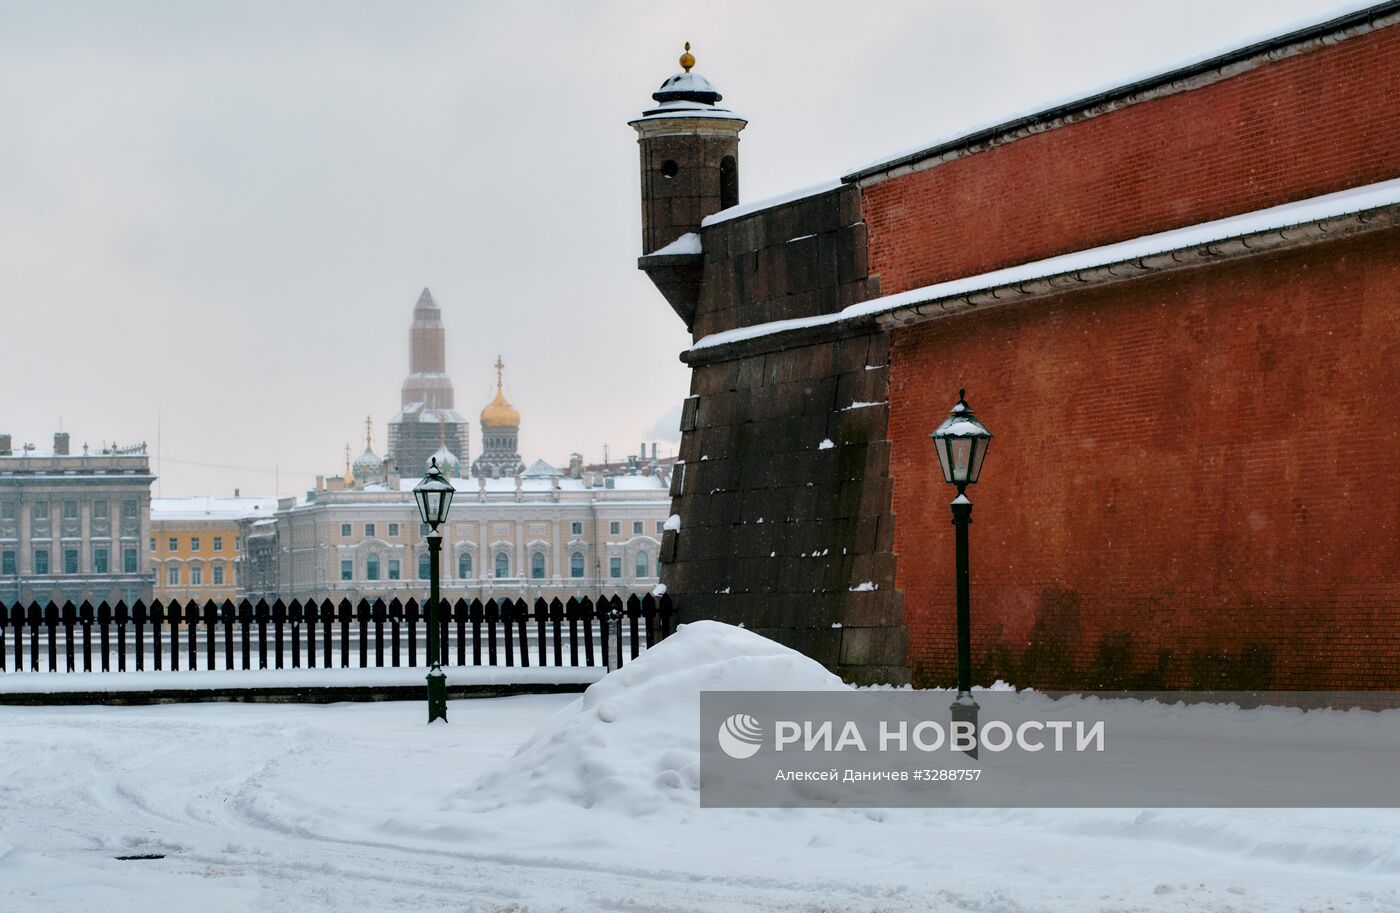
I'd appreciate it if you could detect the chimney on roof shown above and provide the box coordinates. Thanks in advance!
[0,434,10,456]
[53,432,70,456]
[234,487,240,497]
[651,442,658,460]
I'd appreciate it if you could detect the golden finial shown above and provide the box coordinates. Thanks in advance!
[344,442,351,478]
[679,41,694,73]
[495,355,505,390]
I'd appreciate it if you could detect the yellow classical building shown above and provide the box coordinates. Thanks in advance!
[150,496,279,603]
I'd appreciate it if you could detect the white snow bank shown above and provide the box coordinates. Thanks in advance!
[663,513,681,532]
[461,621,846,815]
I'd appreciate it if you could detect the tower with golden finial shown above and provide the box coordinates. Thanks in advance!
[630,42,746,330]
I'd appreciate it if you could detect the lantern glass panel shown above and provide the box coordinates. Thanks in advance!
[950,438,973,483]
[968,438,990,485]
[414,490,431,525]
[934,437,954,485]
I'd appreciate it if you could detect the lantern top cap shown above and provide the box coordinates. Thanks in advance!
[932,389,992,440]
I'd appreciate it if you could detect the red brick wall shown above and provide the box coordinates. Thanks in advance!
[863,23,1400,296]
[887,230,1400,690]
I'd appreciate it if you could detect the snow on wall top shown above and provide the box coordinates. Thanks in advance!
[690,176,1400,353]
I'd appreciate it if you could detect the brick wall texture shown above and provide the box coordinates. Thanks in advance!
[862,22,1400,296]
[878,20,1400,689]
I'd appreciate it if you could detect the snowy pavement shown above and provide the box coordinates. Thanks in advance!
[2,696,1398,913]
[3,624,1399,912]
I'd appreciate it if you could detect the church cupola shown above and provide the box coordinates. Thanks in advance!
[352,416,384,485]
[471,357,525,479]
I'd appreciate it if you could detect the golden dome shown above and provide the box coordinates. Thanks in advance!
[480,356,520,428]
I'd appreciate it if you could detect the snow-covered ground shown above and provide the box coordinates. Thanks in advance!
[3,623,1398,913]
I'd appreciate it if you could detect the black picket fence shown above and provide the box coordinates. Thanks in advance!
[0,594,675,674]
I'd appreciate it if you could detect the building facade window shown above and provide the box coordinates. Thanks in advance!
[656,521,665,534]
[1,502,14,520]
[340,559,353,581]
[63,500,79,521]
[367,554,380,581]
[32,502,48,523]
[190,564,203,586]
[92,500,109,521]
[341,523,352,538]
[365,523,376,538]
[571,521,583,535]
[63,549,79,574]
[191,536,201,552]
[418,554,430,580]
[212,564,225,586]
[635,552,649,578]
[94,548,109,574]
[609,521,620,536]
[458,552,473,578]
[609,556,622,579]
[167,565,179,586]
[495,552,510,578]
[388,523,399,538]
[633,521,643,536]
[1,550,14,575]
[213,536,223,552]
[530,551,546,579]
[389,559,401,580]
[149,537,156,552]
[168,537,178,551]
[123,548,137,574]
[570,551,585,578]
[121,499,138,522]
[34,549,49,575]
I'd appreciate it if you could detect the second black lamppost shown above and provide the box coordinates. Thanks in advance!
[413,457,455,724]
[930,389,992,755]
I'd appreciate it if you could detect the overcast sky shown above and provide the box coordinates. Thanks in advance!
[0,0,1372,498]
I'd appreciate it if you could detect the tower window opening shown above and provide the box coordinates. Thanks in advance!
[660,159,679,179]
[720,155,738,209]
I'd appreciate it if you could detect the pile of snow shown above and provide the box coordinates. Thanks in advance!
[460,621,847,816]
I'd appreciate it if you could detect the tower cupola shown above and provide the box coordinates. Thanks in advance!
[630,43,746,330]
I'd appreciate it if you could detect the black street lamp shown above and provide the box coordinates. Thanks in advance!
[413,457,455,724]
[930,389,992,755]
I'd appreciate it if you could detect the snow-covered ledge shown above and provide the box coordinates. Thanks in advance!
[684,178,1400,363]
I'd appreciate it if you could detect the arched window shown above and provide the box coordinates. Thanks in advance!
[418,553,430,580]
[635,551,649,578]
[495,551,510,578]
[458,552,472,578]
[531,551,546,579]
[570,551,585,578]
[719,155,738,210]
[366,554,380,581]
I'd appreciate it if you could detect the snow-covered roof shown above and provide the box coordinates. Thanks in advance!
[522,459,564,478]
[648,232,703,256]
[390,402,467,425]
[151,496,281,521]
[690,176,1400,353]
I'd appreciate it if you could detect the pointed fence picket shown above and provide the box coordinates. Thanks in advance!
[0,594,673,675]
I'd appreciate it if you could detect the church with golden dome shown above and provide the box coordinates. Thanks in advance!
[471,356,525,478]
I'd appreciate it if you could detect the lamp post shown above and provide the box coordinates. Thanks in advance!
[930,389,992,756]
[413,457,455,724]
